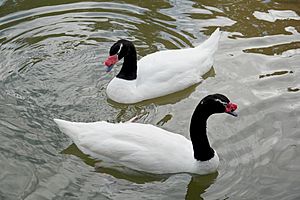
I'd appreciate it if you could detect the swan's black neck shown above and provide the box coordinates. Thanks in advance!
[116,43,137,80]
[190,104,215,161]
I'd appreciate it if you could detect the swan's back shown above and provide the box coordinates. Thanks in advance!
[135,28,221,99]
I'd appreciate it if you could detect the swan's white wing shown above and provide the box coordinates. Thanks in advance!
[135,28,221,99]
[135,49,206,99]
[54,119,194,173]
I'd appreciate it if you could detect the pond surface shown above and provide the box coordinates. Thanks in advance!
[0,0,300,199]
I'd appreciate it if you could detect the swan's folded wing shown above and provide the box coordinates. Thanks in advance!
[135,29,221,99]
[55,119,194,173]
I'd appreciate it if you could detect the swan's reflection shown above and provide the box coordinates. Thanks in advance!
[185,172,218,200]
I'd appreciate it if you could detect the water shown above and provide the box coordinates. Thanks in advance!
[0,0,300,199]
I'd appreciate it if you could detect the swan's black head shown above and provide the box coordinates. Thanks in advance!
[190,94,237,161]
[198,94,238,117]
[104,39,135,72]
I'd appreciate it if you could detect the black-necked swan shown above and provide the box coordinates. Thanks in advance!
[54,94,237,175]
[104,28,221,104]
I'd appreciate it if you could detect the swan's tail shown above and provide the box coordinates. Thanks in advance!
[54,118,82,144]
[196,28,221,55]
[54,118,105,157]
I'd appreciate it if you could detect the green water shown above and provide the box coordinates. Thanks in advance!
[0,0,300,199]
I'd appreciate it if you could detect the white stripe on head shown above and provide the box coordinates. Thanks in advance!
[215,98,228,105]
[117,43,123,55]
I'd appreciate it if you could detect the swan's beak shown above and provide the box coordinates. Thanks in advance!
[225,102,238,117]
[104,55,119,72]
[227,110,238,117]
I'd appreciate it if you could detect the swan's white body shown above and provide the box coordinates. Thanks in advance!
[107,28,221,104]
[54,119,219,175]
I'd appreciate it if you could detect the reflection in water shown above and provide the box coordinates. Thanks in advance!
[185,173,218,200]
[259,70,293,79]
[243,41,300,56]
[253,9,300,22]
[62,144,97,166]
[287,87,299,92]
